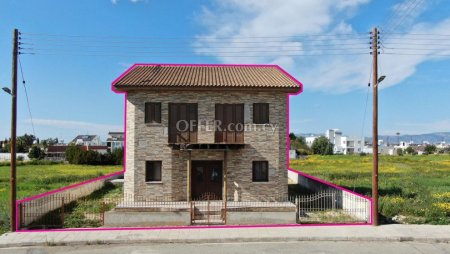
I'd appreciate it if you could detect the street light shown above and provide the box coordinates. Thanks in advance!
[377,75,386,83]
[2,87,11,95]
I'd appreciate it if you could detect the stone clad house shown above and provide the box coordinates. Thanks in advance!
[112,64,302,205]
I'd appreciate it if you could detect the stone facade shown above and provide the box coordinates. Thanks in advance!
[124,91,289,202]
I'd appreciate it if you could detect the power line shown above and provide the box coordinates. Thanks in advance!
[382,0,425,42]
[18,56,36,137]
[19,52,370,58]
[21,31,369,39]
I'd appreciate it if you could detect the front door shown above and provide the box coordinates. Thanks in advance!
[191,161,223,200]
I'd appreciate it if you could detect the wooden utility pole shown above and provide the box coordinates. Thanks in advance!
[10,28,19,232]
[371,27,379,226]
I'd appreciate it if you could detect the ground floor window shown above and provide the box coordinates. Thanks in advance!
[145,161,162,182]
[252,161,268,182]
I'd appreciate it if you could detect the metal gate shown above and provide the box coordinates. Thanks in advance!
[190,192,226,225]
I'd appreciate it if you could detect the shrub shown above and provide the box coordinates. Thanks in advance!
[28,145,46,160]
[311,136,334,155]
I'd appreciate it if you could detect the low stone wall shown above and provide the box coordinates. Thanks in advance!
[227,211,296,225]
[288,169,371,223]
[0,153,30,161]
[104,211,191,227]
[19,172,123,227]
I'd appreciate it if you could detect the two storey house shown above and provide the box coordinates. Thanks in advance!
[112,64,302,204]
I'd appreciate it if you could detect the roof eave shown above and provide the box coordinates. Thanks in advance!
[113,85,300,94]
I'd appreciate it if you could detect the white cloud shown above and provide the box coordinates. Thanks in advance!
[193,0,450,93]
[111,0,145,4]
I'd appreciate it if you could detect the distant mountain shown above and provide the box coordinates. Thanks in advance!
[297,132,450,145]
[378,132,450,145]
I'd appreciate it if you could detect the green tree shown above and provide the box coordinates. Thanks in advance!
[112,147,124,165]
[65,144,83,164]
[290,136,312,155]
[17,134,36,153]
[424,145,437,155]
[311,136,334,155]
[289,132,297,140]
[405,146,415,155]
[28,145,46,160]
[396,148,403,156]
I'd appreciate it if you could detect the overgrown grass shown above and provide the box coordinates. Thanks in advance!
[290,155,450,224]
[0,162,122,234]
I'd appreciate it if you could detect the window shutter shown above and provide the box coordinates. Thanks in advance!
[253,103,269,124]
[145,102,161,123]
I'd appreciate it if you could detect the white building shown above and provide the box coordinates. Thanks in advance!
[325,129,363,155]
[305,136,317,147]
[106,132,124,152]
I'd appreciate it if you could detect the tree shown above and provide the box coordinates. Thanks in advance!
[41,137,59,148]
[112,147,124,165]
[405,146,415,155]
[396,148,403,156]
[289,132,297,140]
[65,144,83,164]
[311,136,334,155]
[290,136,312,155]
[17,134,36,153]
[424,145,437,155]
[28,145,46,160]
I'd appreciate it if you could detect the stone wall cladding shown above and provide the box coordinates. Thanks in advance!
[125,91,288,202]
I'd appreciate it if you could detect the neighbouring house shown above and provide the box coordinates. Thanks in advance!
[325,129,363,155]
[71,135,101,146]
[46,144,109,161]
[108,64,303,226]
[306,129,363,154]
[106,132,124,152]
[305,136,317,147]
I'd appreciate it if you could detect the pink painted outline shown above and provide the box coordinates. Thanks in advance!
[15,63,372,233]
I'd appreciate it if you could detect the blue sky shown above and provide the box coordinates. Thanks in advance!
[0,0,449,142]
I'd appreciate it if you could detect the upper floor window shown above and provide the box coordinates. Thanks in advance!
[145,161,162,182]
[253,103,269,124]
[215,104,244,144]
[145,102,161,123]
[168,103,198,143]
[252,161,269,182]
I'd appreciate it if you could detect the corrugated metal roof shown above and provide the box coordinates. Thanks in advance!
[113,64,302,92]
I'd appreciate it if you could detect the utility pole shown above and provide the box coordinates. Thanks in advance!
[10,28,19,232]
[371,27,379,226]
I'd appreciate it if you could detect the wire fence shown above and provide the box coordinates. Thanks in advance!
[18,190,370,230]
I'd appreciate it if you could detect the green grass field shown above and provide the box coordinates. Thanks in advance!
[290,155,450,224]
[0,162,122,233]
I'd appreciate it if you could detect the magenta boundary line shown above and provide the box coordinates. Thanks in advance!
[15,63,372,233]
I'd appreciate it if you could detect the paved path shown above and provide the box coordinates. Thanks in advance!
[1,241,450,254]
[0,225,449,248]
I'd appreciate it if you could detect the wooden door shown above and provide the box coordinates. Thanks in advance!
[191,161,223,200]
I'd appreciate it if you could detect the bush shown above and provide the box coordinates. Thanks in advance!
[405,146,415,155]
[424,145,437,155]
[65,145,123,166]
[396,148,403,156]
[311,136,334,155]
[28,145,46,160]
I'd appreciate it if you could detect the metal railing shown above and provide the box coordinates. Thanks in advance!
[295,190,370,224]
[18,191,370,229]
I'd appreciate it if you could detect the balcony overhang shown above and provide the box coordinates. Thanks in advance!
[169,143,245,150]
